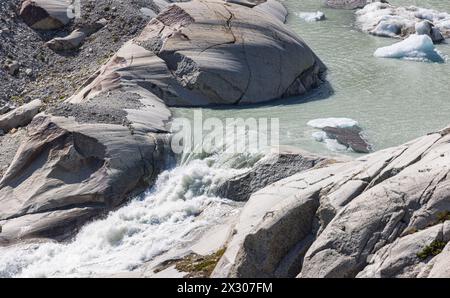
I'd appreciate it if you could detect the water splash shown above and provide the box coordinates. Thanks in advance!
[0,153,259,277]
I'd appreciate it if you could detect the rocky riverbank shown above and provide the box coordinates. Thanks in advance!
[0,0,449,278]
[0,0,326,244]
[211,125,450,278]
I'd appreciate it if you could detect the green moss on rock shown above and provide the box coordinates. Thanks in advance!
[417,240,447,261]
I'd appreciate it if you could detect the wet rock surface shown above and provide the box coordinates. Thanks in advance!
[322,126,372,153]
[216,147,336,201]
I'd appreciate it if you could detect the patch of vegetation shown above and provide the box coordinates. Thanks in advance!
[417,240,447,261]
[175,248,226,278]
[436,211,450,223]
[10,95,24,105]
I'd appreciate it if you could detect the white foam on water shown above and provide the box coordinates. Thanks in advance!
[374,34,445,62]
[0,158,247,277]
[0,127,267,277]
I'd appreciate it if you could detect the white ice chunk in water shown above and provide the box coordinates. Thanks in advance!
[356,2,450,41]
[311,131,350,152]
[296,11,325,22]
[308,118,360,153]
[323,139,349,152]
[374,34,445,62]
[307,117,359,129]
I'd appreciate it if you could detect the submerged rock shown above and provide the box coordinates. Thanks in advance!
[216,147,335,201]
[213,126,450,278]
[308,118,371,153]
[321,126,371,153]
[72,0,327,106]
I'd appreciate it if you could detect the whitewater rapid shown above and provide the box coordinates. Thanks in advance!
[0,151,259,277]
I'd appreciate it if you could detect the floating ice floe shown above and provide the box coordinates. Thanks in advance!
[374,34,445,63]
[296,11,326,22]
[356,2,450,43]
[308,118,371,154]
[307,117,359,129]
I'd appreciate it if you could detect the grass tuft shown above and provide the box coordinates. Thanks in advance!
[417,240,447,261]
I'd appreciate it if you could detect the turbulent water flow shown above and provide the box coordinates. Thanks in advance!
[0,148,260,277]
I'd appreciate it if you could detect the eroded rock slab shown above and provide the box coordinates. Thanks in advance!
[213,126,450,278]
[0,109,170,242]
[0,99,42,133]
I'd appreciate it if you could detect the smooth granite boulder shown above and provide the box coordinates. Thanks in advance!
[71,0,326,106]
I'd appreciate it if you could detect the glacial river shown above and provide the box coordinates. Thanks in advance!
[175,0,450,154]
[1,0,450,277]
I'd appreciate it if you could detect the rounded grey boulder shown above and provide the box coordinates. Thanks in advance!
[72,0,327,106]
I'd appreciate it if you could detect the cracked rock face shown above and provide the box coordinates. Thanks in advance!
[0,62,172,244]
[212,127,450,278]
[72,0,326,106]
[0,109,170,243]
